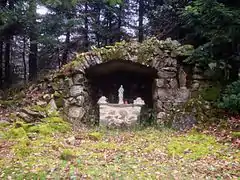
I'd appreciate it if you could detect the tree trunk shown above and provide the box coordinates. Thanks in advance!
[108,12,113,45]
[29,0,38,81]
[3,0,14,85]
[22,36,27,83]
[96,7,101,47]
[4,35,11,84]
[138,0,144,42]
[117,5,122,42]
[84,2,89,51]
[0,41,3,87]
[62,30,70,65]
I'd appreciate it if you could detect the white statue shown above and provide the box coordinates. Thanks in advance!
[118,85,124,104]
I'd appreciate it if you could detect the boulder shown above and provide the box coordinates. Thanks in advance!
[172,113,197,131]
[48,99,58,114]
[17,112,35,123]
[21,108,45,118]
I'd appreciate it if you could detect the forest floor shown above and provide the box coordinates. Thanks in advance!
[0,126,239,180]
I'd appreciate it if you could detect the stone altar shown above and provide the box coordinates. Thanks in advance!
[97,86,145,127]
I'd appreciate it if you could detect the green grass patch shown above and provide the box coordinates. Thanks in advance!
[167,132,225,160]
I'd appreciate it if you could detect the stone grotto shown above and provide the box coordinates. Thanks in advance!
[57,38,197,128]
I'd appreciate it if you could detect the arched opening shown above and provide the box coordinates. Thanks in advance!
[85,60,158,108]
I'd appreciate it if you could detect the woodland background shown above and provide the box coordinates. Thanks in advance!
[0,0,239,89]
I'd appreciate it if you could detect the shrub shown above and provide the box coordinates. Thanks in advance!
[218,80,240,113]
[200,86,221,101]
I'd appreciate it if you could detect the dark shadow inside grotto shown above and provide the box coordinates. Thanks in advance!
[85,60,158,108]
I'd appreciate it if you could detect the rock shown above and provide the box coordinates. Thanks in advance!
[178,66,187,88]
[191,82,200,91]
[66,136,76,145]
[21,108,44,118]
[156,100,164,111]
[68,106,85,119]
[175,88,190,103]
[156,79,165,88]
[17,112,34,123]
[172,113,197,131]
[193,74,204,80]
[193,66,202,73]
[36,100,47,107]
[162,67,177,72]
[169,79,178,89]
[164,57,177,67]
[43,94,51,101]
[157,112,166,119]
[156,89,173,101]
[58,78,65,90]
[68,77,74,87]
[73,74,85,85]
[48,99,58,114]
[163,102,172,110]
[68,97,77,105]
[72,62,85,74]
[157,70,176,79]
[70,85,84,97]
[76,96,85,106]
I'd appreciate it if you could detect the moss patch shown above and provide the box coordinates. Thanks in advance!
[60,149,76,161]
[167,132,225,160]
[0,128,239,179]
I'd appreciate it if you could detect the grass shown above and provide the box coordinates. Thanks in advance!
[0,127,239,179]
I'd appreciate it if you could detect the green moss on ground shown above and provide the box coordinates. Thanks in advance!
[0,128,239,179]
[167,132,225,160]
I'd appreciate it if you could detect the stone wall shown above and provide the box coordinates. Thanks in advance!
[63,73,98,128]
[151,50,190,122]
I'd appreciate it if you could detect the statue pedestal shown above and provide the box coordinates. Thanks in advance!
[98,97,145,128]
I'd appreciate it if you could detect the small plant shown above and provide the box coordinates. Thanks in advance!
[218,80,240,113]
[88,132,103,141]
[200,85,221,101]
[60,149,76,161]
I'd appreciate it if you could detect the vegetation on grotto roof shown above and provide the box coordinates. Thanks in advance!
[59,37,194,76]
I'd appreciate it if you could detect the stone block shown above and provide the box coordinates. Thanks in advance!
[156,89,173,101]
[73,74,85,85]
[157,70,176,79]
[169,78,178,89]
[175,88,190,103]
[155,100,164,112]
[193,74,204,80]
[76,96,85,106]
[70,85,84,97]
[155,79,165,88]
[68,106,85,119]
[157,112,167,119]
